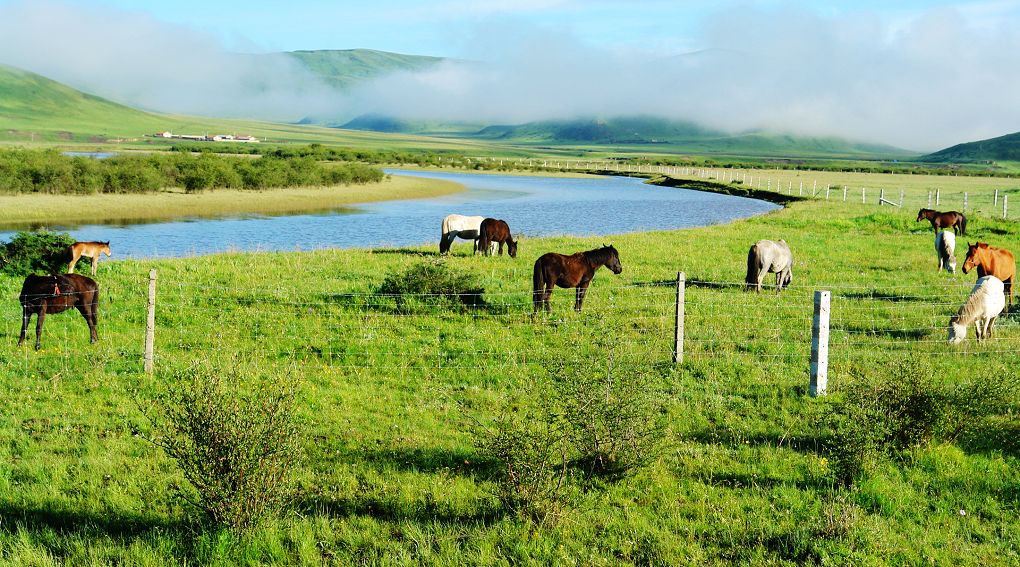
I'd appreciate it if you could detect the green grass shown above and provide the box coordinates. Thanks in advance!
[1,171,1019,564]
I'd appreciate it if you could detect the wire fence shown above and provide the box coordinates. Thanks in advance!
[5,272,1018,383]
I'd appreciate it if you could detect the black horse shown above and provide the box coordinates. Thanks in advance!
[19,274,100,350]
[532,245,622,312]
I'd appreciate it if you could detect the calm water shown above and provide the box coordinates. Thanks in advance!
[1,170,779,259]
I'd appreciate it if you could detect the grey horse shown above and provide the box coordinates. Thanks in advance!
[745,239,793,292]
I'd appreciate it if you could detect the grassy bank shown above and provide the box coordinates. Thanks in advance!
[0,171,1018,565]
[0,174,462,228]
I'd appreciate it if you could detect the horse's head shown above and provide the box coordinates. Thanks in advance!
[948,314,966,344]
[605,245,623,274]
[917,208,931,222]
[100,241,111,257]
[962,242,982,274]
[508,239,518,259]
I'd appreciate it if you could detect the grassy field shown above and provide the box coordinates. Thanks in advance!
[0,170,1018,565]
[0,174,462,229]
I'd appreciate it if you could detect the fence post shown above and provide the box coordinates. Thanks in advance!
[1005,195,1009,219]
[928,191,932,207]
[673,272,685,364]
[995,189,999,207]
[936,188,941,206]
[810,290,830,397]
[862,187,866,204]
[144,269,157,374]
[880,188,885,204]
[899,190,904,207]
[964,192,968,212]
[843,185,847,202]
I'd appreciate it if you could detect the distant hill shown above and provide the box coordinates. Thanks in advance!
[0,63,167,141]
[285,49,443,90]
[341,114,911,158]
[920,131,1020,163]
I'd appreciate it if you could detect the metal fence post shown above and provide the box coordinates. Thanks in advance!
[810,290,830,397]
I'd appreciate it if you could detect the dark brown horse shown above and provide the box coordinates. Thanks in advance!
[533,245,622,312]
[917,208,967,235]
[477,218,518,258]
[962,242,1015,308]
[19,274,100,350]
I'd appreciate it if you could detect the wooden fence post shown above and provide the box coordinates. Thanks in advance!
[928,191,932,207]
[843,185,847,202]
[995,189,999,207]
[144,269,157,374]
[964,192,968,212]
[673,272,685,364]
[810,290,830,397]
[936,188,941,206]
[1004,195,1009,219]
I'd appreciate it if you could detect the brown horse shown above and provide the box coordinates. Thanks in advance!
[917,209,966,235]
[962,242,1015,308]
[477,218,518,258]
[19,274,100,350]
[533,245,622,312]
[68,241,111,276]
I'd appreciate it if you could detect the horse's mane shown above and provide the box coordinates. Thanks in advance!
[955,278,1002,325]
[583,245,617,265]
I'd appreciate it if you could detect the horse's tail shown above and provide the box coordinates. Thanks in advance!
[745,244,761,291]
[959,214,967,236]
[532,259,545,306]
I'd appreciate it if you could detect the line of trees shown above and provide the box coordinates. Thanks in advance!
[0,148,385,194]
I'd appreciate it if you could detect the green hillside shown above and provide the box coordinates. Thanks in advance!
[285,49,443,90]
[920,131,1020,163]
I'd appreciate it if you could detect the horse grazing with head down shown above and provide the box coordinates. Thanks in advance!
[962,241,1015,308]
[68,241,111,276]
[745,239,793,293]
[917,208,966,235]
[948,276,1005,344]
[19,274,100,350]
[935,230,956,274]
[477,218,518,258]
[533,245,622,312]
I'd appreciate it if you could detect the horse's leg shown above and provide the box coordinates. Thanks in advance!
[34,304,46,350]
[575,280,591,312]
[90,255,98,276]
[18,307,30,347]
[498,241,504,256]
[543,284,553,312]
[77,301,98,343]
[68,253,78,274]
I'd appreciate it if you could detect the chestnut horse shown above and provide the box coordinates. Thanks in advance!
[19,274,100,350]
[917,209,966,235]
[962,242,1015,308]
[68,241,111,276]
[477,218,518,258]
[533,245,622,312]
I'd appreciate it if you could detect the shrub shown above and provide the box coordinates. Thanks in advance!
[472,403,570,525]
[550,353,664,479]
[376,260,485,310]
[150,366,303,532]
[0,230,76,276]
[823,358,1016,486]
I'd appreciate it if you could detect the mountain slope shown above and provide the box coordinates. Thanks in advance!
[920,131,1020,163]
[285,49,443,89]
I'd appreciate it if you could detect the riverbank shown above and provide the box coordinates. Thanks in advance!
[0,174,463,228]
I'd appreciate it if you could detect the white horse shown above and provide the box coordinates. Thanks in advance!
[745,239,793,292]
[949,275,1005,344]
[935,230,956,274]
[440,214,496,254]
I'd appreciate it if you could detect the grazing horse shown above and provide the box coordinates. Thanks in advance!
[477,218,518,258]
[533,245,623,312]
[19,274,100,350]
[917,208,966,235]
[935,230,956,274]
[745,239,793,293]
[440,214,496,255]
[948,276,1005,343]
[68,241,111,276]
[962,242,1015,308]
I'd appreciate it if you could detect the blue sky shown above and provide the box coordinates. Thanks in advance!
[2,0,1020,149]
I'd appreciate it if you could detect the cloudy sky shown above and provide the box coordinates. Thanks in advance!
[2,0,1019,150]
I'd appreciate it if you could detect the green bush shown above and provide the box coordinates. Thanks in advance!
[0,230,76,276]
[823,358,1016,486]
[376,260,485,310]
[150,366,303,532]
